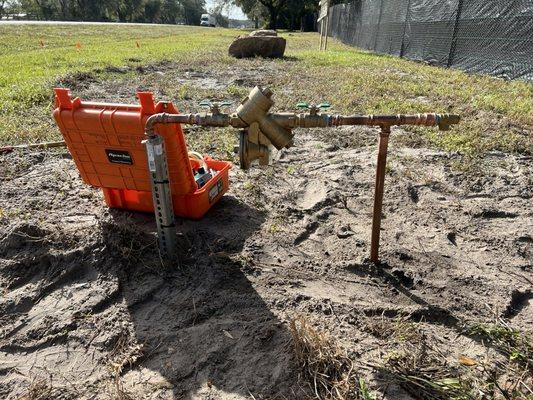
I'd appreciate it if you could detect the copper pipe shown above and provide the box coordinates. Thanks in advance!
[145,113,184,138]
[144,111,459,138]
[370,126,391,264]
[142,107,458,264]
[144,112,236,138]
[336,113,461,128]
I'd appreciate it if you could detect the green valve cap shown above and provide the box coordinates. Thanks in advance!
[318,102,331,109]
[296,102,310,109]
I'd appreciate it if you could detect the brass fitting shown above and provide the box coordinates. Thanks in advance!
[143,87,460,172]
[238,127,270,170]
[235,86,294,150]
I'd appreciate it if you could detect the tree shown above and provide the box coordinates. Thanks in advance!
[245,1,264,28]
[144,0,161,22]
[229,0,320,30]
[257,0,287,29]
[180,0,204,25]
[74,0,107,21]
[56,0,75,20]
[217,0,262,27]
[0,0,8,17]
[209,0,228,28]
[283,0,316,30]
[115,0,144,22]
[160,0,179,23]
[32,0,58,19]
[9,0,206,24]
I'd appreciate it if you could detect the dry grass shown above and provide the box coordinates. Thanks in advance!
[375,317,533,400]
[381,338,533,399]
[382,340,483,399]
[16,378,63,400]
[289,316,374,400]
[105,330,143,400]
[362,313,422,343]
[464,319,532,399]
[465,320,532,370]
[289,314,532,399]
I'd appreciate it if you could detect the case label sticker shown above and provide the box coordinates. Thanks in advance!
[208,179,224,203]
[145,144,156,172]
[106,149,133,165]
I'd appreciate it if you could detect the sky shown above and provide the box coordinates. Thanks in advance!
[205,0,247,19]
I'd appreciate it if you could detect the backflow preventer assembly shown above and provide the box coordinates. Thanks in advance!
[53,86,459,263]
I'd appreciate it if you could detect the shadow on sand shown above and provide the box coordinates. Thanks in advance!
[105,196,302,398]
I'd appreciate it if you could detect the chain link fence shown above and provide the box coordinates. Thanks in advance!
[326,0,533,81]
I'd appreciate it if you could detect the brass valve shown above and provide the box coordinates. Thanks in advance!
[140,86,461,264]
[234,87,294,150]
[145,86,460,170]
[297,102,331,116]
[199,100,232,115]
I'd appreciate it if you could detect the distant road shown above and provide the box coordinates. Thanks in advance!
[0,20,193,27]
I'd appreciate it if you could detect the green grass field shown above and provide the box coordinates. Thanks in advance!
[1,23,531,159]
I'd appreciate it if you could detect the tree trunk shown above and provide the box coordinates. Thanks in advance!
[267,6,278,29]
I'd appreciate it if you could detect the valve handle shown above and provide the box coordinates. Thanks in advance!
[200,100,232,108]
[297,102,331,110]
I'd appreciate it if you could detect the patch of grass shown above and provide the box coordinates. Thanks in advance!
[465,322,532,368]
[17,377,65,400]
[185,126,237,161]
[363,313,422,343]
[358,378,376,400]
[0,25,531,164]
[0,24,238,144]
[371,316,533,400]
[226,84,249,98]
[293,43,532,158]
[382,340,485,400]
[0,25,236,110]
[105,329,143,400]
[365,316,482,398]
[241,178,265,209]
[290,316,375,399]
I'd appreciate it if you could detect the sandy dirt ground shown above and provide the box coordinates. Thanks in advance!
[0,62,531,399]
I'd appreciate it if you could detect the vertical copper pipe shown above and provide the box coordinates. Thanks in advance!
[370,126,391,263]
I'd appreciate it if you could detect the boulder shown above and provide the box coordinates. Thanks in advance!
[228,32,286,59]
[249,29,278,37]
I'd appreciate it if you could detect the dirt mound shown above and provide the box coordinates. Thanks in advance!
[1,154,305,398]
[1,64,531,399]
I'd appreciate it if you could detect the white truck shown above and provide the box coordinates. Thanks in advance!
[200,14,216,27]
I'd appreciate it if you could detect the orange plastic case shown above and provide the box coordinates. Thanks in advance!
[53,88,231,219]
